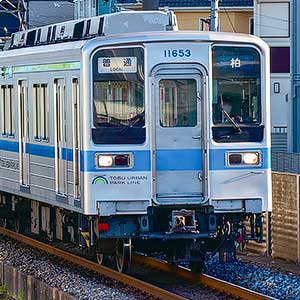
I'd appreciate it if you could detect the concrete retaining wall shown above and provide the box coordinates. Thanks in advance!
[246,172,300,263]
[0,262,77,300]
[271,172,300,262]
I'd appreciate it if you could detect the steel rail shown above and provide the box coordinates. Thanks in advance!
[132,254,278,300]
[0,227,187,300]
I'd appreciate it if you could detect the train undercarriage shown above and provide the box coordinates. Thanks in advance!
[0,192,264,273]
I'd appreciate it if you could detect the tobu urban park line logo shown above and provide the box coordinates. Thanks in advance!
[92,175,148,185]
[92,176,109,185]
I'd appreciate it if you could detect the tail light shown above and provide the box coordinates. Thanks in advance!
[114,155,129,166]
[98,222,109,232]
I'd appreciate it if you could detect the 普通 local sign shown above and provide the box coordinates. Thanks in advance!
[98,57,137,73]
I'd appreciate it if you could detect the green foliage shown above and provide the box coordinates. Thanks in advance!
[0,284,8,294]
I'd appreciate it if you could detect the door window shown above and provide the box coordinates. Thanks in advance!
[159,79,197,127]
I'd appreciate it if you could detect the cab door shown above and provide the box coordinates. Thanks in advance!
[54,78,67,196]
[152,66,206,204]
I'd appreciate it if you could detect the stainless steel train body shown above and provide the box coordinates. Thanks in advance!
[0,11,271,271]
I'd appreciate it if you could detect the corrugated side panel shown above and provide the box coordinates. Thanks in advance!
[271,173,298,262]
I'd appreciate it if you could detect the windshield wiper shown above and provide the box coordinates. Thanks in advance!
[221,108,242,133]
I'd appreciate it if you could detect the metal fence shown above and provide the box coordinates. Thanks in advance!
[271,126,288,152]
[272,151,300,174]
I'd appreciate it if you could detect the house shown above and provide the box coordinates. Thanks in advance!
[116,0,254,34]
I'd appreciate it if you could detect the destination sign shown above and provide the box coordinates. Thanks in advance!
[98,57,137,74]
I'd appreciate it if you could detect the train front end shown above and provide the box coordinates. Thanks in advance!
[82,27,271,272]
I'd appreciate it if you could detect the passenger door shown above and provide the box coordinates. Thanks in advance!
[72,78,80,200]
[18,80,30,188]
[54,79,67,196]
[152,66,206,204]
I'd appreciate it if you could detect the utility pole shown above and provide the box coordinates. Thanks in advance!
[97,0,119,16]
[291,0,300,152]
[98,0,112,15]
[143,0,159,10]
[210,0,219,32]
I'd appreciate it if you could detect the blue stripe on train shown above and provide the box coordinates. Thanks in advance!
[156,149,202,171]
[0,139,269,171]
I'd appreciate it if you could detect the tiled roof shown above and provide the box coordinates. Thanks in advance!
[117,0,253,7]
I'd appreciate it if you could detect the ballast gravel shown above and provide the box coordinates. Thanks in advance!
[0,236,152,300]
[205,253,300,300]
[2,234,300,300]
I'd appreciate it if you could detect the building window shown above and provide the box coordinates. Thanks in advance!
[199,18,210,31]
[0,85,15,137]
[33,84,49,141]
[270,47,290,73]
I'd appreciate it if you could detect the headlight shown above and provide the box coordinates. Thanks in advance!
[97,155,113,167]
[227,152,260,166]
[243,152,259,165]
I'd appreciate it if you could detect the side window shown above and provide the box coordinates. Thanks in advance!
[33,83,49,141]
[0,86,6,135]
[0,85,15,137]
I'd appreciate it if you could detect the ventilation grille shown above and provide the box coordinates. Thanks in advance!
[5,11,177,51]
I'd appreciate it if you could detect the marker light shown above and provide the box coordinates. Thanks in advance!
[228,153,242,165]
[98,155,113,167]
[243,152,259,165]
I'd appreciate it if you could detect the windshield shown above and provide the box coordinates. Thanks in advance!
[92,47,145,144]
[212,46,263,143]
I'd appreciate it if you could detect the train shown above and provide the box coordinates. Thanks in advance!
[0,10,271,273]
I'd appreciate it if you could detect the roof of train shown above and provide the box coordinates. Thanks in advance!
[0,30,267,60]
[118,0,253,7]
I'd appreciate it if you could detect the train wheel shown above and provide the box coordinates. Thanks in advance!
[7,217,21,233]
[96,252,104,264]
[96,252,107,266]
[0,218,7,228]
[115,238,131,273]
[189,249,205,273]
[166,250,176,265]
[189,260,205,273]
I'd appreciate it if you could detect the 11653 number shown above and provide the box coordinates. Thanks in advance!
[163,49,191,58]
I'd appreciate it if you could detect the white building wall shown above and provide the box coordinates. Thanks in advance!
[74,0,97,19]
[254,0,291,151]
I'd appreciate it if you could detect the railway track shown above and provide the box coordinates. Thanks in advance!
[0,227,276,300]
